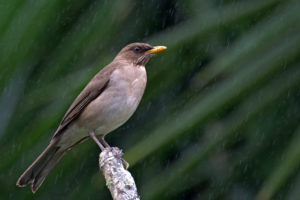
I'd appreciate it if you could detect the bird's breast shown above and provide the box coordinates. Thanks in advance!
[108,66,147,121]
[77,65,147,136]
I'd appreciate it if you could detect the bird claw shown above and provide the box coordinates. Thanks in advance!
[122,158,129,169]
[103,147,130,169]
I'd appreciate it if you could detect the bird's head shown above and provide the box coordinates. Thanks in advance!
[115,42,167,66]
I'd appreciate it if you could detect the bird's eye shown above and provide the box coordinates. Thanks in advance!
[134,46,141,52]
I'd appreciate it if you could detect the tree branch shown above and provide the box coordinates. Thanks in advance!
[99,147,140,200]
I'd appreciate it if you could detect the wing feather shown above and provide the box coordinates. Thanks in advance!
[53,64,116,138]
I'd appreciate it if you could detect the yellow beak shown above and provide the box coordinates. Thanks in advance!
[147,46,167,54]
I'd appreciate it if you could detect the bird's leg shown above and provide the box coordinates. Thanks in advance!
[89,131,105,151]
[97,135,129,169]
[98,136,110,148]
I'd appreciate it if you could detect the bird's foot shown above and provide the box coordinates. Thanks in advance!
[122,158,129,169]
[102,147,129,169]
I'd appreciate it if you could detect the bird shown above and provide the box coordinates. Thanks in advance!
[16,42,167,193]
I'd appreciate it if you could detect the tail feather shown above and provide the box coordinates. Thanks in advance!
[16,141,65,193]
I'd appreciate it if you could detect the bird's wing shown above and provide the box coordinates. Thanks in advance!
[53,64,116,138]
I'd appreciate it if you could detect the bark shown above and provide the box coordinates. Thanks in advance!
[99,147,140,200]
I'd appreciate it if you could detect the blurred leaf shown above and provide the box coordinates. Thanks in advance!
[256,125,300,200]
[1,0,300,199]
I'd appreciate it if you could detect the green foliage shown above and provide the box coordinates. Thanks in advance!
[0,0,300,199]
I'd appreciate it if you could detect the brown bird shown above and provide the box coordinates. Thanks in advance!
[16,42,167,193]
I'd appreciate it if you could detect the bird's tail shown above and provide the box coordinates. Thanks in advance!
[16,141,65,193]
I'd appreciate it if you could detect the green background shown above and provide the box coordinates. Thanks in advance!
[1,0,300,199]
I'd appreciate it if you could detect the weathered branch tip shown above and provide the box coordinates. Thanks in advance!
[99,147,140,200]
